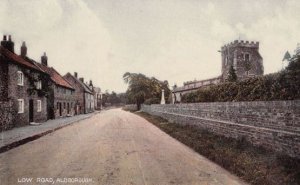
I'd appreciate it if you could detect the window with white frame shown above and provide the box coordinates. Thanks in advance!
[37,100,42,112]
[35,80,42,89]
[18,99,24,113]
[17,71,24,86]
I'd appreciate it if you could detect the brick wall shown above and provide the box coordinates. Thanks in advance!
[141,100,300,158]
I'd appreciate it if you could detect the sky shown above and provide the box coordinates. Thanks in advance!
[0,0,299,92]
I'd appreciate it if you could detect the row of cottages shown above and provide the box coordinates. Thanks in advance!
[172,40,264,103]
[64,73,95,114]
[0,35,99,131]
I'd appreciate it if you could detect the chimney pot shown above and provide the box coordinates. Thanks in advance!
[41,52,48,66]
[8,35,11,41]
[79,78,84,83]
[21,41,27,57]
[74,72,78,78]
[1,34,14,52]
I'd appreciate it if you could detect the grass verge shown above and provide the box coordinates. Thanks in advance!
[135,111,300,185]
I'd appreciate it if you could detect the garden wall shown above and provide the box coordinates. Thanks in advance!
[141,100,300,158]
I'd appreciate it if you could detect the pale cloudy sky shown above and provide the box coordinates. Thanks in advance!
[0,0,299,92]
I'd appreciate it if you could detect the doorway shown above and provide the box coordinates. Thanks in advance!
[29,99,34,122]
[59,102,62,116]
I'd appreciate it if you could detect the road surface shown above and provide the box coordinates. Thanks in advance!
[0,109,246,185]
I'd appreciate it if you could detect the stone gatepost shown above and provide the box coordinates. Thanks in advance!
[160,89,165,104]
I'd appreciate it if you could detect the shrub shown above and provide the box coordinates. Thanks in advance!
[182,58,300,103]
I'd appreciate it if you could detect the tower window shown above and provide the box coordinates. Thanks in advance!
[244,53,250,61]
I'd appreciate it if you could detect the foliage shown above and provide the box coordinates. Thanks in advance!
[227,65,237,82]
[101,91,125,106]
[123,72,171,109]
[22,69,51,97]
[182,57,300,103]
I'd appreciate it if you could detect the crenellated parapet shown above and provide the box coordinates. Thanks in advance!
[221,40,259,51]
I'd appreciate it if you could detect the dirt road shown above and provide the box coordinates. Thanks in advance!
[0,109,246,185]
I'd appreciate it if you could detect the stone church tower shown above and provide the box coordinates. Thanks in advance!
[221,40,264,81]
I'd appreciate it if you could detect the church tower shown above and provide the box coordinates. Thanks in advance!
[221,40,264,81]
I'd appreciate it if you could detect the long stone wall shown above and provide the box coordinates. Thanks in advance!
[141,100,300,158]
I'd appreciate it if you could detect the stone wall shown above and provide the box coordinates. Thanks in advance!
[0,101,14,131]
[53,85,76,118]
[7,63,48,127]
[124,104,138,111]
[141,100,300,158]
[64,73,85,115]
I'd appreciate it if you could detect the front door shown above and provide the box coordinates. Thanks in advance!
[59,103,62,116]
[29,99,34,122]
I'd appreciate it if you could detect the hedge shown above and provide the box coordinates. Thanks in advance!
[181,58,300,103]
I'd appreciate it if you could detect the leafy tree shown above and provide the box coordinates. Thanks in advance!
[101,91,127,107]
[123,72,170,109]
[227,65,237,82]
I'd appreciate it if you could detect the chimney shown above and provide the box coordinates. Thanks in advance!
[74,72,78,78]
[20,41,27,57]
[41,52,48,66]
[79,78,84,83]
[1,34,14,53]
[89,80,93,86]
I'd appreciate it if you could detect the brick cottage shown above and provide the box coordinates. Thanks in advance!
[0,35,48,129]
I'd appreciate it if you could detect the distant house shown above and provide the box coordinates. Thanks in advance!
[0,35,48,129]
[93,87,102,110]
[31,53,75,119]
[64,73,94,114]
[85,80,95,112]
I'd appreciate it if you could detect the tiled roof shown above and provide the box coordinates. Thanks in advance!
[65,73,92,94]
[80,80,93,94]
[0,46,44,72]
[34,62,74,90]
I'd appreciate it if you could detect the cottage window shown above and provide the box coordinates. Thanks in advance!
[35,80,42,89]
[37,100,42,112]
[18,99,24,113]
[17,71,24,86]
